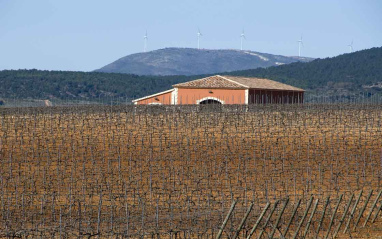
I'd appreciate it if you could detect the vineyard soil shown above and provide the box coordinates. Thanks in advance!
[0,104,382,238]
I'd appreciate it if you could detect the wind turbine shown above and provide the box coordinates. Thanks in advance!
[143,30,148,52]
[297,35,303,57]
[197,28,202,49]
[348,40,354,53]
[240,29,246,50]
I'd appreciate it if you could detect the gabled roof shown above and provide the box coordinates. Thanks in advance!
[173,75,304,92]
[173,75,246,89]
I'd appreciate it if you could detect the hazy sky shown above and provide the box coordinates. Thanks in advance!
[0,0,381,71]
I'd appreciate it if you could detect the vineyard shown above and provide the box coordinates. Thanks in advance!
[1,104,382,238]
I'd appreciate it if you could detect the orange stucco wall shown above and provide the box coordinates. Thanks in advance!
[136,91,173,105]
[177,88,246,105]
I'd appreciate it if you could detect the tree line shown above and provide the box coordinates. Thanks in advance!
[0,47,381,103]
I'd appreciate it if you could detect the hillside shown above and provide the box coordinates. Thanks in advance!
[0,47,381,104]
[95,48,313,75]
[227,46,382,96]
[0,70,191,103]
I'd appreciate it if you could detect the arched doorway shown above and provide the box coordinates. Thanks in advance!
[197,97,223,112]
[199,99,222,104]
[196,97,224,105]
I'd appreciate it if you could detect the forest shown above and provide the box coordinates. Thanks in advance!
[0,47,381,103]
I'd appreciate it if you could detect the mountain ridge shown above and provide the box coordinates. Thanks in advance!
[95,47,314,76]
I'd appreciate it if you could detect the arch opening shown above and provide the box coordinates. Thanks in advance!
[199,99,222,105]
[196,97,224,105]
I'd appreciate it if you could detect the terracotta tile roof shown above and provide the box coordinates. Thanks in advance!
[173,75,245,89]
[132,89,174,102]
[173,75,305,91]
[221,75,305,91]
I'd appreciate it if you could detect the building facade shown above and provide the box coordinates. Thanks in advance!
[132,75,304,105]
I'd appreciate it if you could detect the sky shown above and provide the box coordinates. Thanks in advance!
[0,0,381,71]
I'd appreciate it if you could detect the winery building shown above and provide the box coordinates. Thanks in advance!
[132,75,304,105]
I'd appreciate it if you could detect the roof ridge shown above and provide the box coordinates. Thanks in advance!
[173,75,246,88]
[217,75,249,88]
